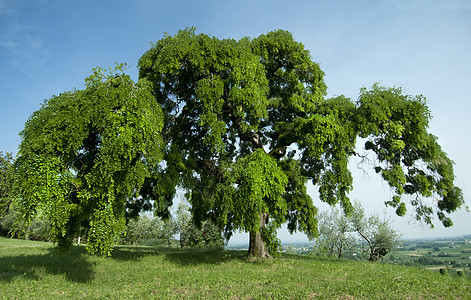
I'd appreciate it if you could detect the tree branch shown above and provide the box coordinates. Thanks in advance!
[356,229,373,253]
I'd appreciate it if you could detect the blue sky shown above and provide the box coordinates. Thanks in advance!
[1,0,470,242]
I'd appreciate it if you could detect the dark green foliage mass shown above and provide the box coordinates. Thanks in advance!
[14,65,164,255]
[138,29,327,256]
[138,28,463,257]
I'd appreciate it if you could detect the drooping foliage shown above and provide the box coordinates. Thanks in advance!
[217,149,288,236]
[14,65,163,255]
[138,29,326,255]
[356,84,463,226]
[138,28,463,257]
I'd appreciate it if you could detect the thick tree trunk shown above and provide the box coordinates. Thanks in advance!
[247,213,270,258]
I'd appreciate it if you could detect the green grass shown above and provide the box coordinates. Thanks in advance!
[1,237,470,299]
[395,243,471,271]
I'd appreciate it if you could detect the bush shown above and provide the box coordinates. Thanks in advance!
[180,220,224,248]
[439,268,447,275]
[456,270,464,277]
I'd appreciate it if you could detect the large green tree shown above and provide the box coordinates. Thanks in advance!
[138,29,463,258]
[14,65,164,255]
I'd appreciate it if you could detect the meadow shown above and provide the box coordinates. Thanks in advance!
[1,237,470,299]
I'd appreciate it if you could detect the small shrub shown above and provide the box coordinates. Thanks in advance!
[439,268,447,275]
[456,270,464,277]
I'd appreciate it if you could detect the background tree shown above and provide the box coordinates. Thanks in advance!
[0,151,14,236]
[121,214,176,246]
[174,200,224,248]
[174,201,192,242]
[14,65,164,255]
[316,209,355,258]
[0,206,52,241]
[315,202,401,261]
[138,28,463,258]
[349,202,401,262]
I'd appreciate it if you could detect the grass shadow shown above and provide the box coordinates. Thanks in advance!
[280,252,352,263]
[109,244,183,261]
[110,244,249,266]
[0,245,95,283]
[110,245,342,267]
[163,247,248,266]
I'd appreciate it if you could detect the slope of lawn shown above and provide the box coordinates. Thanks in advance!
[0,237,469,299]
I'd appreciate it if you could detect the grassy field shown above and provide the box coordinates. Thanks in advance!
[1,237,470,299]
[393,239,471,272]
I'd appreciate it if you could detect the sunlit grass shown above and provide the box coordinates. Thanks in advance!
[1,237,469,299]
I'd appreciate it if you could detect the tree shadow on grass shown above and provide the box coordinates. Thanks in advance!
[111,245,345,267]
[161,247,352,267]
[0,245,95,283]
[280,252,351,263]
[110,245,166,261]
[110,244,248,266]
[163,247,248,266]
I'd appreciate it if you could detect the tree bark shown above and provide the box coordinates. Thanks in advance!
[338,242,343,259]
[247,213,270,258]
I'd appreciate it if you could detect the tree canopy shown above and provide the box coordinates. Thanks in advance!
[137,28,463,257]
[14,65,163,255]
[13,29,464,257]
